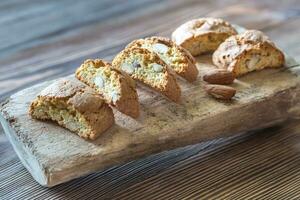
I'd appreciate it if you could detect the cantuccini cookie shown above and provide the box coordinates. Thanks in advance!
[76,59,139,118]
[29,79,114,140]
[212,30,285,77]
[112,47,181,102]
[126,36,198,82]
[172,18,237,56]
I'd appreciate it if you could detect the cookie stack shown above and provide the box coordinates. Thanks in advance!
[29,17,285,140]
[29,36,199,140]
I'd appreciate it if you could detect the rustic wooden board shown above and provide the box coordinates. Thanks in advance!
[1,53,300,187]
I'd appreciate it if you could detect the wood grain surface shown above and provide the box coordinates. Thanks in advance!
[2,53,299,187]
[1,0,300,199]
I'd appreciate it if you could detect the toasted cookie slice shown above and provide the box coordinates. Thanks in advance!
[112,47,181,102]
[29,79,114,140]
[76,59,139,118]
[126,36,198,82]
[212,30,285,77]
[172,18,237,56]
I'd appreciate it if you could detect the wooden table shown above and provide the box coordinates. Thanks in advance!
[1,0,300,199]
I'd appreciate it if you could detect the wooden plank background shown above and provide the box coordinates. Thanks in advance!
[1,0,300,199]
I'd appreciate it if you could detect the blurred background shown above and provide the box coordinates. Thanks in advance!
[1,0,300,199]
[1,0,299,102]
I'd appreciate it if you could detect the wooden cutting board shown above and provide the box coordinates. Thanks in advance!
[1,53,300,187]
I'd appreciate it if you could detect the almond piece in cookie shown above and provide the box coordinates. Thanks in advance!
[212,30,285,77]
[127,36,198,82]
[76,59,139,118]
[29,79,114,140]
[112,47,181,102]
[172,18,237,56]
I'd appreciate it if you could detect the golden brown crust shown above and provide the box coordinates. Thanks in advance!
[29,79,115,140]
[212,30,285,76]
[126,36,198,82]
[76,59,140,118]
[172,18,237,56]
[112,47,181,102]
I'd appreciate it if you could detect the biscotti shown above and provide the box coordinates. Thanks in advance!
[172,18,237,56]
[29,79,114,140]
[126,36,198,82]
[76,59,139,118]
[112,47,181,102]
[212,30,285,77]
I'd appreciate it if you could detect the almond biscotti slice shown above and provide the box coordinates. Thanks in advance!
[29,79,114,140]
[112,47,181,102]
[126,36,198,82]
[76,59,139,118]
[212,30,285,77]
[172,18,237,56]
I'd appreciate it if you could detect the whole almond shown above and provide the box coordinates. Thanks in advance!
[203,69,235,85]
[204,84,236,100]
